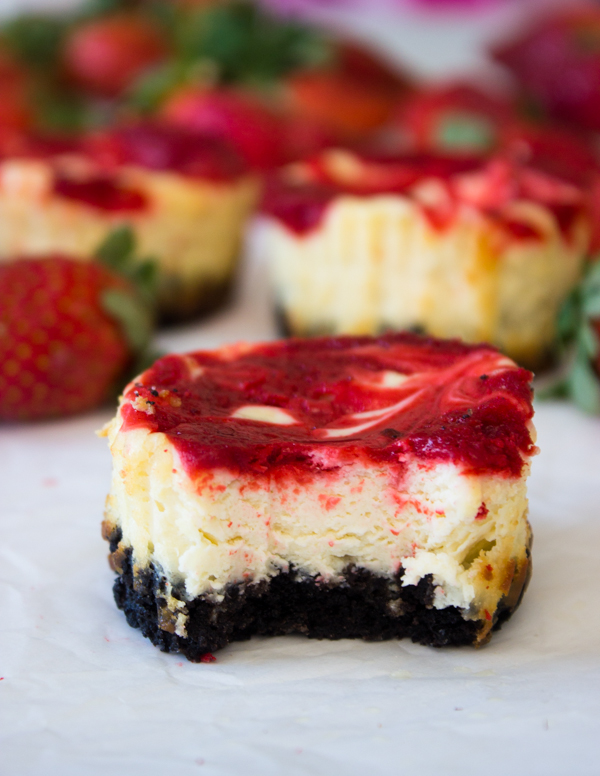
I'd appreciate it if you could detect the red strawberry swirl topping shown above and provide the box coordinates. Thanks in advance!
[120,334,536,479]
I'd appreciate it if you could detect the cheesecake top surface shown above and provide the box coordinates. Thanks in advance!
[84,123,248,181]
[262,148,586,238]
[119,334,536,479]
[0,123,248,213]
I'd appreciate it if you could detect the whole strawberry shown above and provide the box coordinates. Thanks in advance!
[63,13,167,98]
[493,9,600,133]
[0,248,153,422]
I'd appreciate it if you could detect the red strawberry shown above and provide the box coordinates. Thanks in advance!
[336,42,409,94]
[279,115,339,164]
[285,43,411,141]
[493,9,600,133]
[400,83,514,154]
[285,69,399,140]
[499,120,599,185]
[63,13,167,98]
[0,48,32,132]
[0,251,153,422]
[160,87,283,170]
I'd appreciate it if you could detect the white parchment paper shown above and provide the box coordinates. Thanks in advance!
[2,240,600,776]
[2,3,600,771]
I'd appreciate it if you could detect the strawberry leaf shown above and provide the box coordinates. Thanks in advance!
[2,15,67,70]
[128,61,189,114]
[582,293,600,318]
[76,0,135,19]
[129,259,159,306]
[101,284,162,399]
[95,224,135,270]
[557,291,579,340]
[435,114,496,153]
[546,258,600,413]
[568,351,600,414]
[101,288,153,353]
[536,378,569,400]
[95,226,158,311]
[580,322,599,358]
[170,1,329,87]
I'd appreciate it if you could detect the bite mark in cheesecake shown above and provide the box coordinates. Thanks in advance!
[102,333,536,658]
[262,149,589,368]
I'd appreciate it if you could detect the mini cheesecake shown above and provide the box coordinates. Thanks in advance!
[0,124,259,322]
[262,149,590,369]
[101,333,536,660]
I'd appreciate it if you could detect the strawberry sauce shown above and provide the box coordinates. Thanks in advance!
[84,123,248,182]
[0,123,248,213]
[121,334,536,479]
[262,150,585,240]
[54,175,148,212]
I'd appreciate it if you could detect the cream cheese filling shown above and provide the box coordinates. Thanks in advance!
[104,416,531,615]
[265,194,587,366]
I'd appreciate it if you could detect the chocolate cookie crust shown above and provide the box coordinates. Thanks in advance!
[158,275,234,325]
[108,543,531,661]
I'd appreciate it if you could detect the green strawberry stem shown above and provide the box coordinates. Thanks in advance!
[1,1,329,132]
[95,224,158,307]
[95,226,161,389]
[540,259,600,413]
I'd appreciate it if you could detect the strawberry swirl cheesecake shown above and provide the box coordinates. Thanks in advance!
[101,333,536,660]
[262,149,590,369]
[0,124,259,321]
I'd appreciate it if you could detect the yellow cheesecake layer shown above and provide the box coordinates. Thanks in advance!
[0,156,260,320]
[102,410,533,644]
[266,193,588,368]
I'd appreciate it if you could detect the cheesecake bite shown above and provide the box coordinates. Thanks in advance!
[262,149,590,369]
[0,124,259,322]
[101,333,536,660]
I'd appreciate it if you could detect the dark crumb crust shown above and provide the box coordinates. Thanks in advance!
[106,527,531,661]
[274,307,553,372]
[275,308,429,344]
[158,275,234,325]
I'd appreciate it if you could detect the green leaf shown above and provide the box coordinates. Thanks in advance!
[30,84,93,134]
[95,226,135,271]
[75,0,133,19]
[128,62,188,114]
[94,226,159,314]
[556,291,580,341]
[130,259,159,307]
[545,259,600,413]
[101,288,153,353]
[2,15,66,69]
[535,379,570,401]
[582,292,600,318]
[435,114,496,153]
[96,226,159,381]
[579,322,600,359]
[568,353,600,414]
[174,0,328,86]
[583,259,600,291]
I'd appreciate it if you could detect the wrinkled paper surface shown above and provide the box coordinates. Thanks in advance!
[2,237,600,776]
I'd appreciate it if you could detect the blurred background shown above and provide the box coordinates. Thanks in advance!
[0,0,581,82]
[3,0,600,421]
